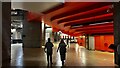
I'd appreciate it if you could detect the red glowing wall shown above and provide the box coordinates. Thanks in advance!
[95,35,114,52]
[77,35,114,52]
[76,37,85,47]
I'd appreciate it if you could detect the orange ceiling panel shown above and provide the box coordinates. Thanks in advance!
[68,22,113,35]
[51,2,112,21]
[73,23,113,31]
[64,13,113,26]
[57,5,112,24]
[27,2,113,36]
[73,29,113,36]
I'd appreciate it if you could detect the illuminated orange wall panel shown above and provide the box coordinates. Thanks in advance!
[95,35,114,52]
[104,35,114,52]
[95,36,101,50]
[77,37,85,47]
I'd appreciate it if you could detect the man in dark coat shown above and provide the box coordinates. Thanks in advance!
[44,38,54,65]
[57,39,67,66]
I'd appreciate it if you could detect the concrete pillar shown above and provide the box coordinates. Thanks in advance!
[45,27,53,42]
[0,2,2,68]
[22,11,41,48]
[2,2,11,67]
[85,35,89,49]
[54,32,58,42]
[52,32,55,42]
[113,2,120,65]
[53,32,60,42]
[0,2,2,67]
[42,23,46,46]
[88,36,95,50]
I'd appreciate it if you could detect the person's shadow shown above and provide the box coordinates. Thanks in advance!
[61,66,66,68]
[47,65,52,68]
[47,63,54,68]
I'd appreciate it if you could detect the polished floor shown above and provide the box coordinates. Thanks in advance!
[11,43,117,67]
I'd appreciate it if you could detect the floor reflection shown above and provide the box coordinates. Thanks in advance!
[11,43,23,66]
[11,43,117,66]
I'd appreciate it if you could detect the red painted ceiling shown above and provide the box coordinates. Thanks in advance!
[27,2,113,36]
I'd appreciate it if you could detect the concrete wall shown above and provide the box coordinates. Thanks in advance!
[42,23,45,46]
[88,36,95,50]
[11,2,62,13]
[0,1,2,67]
[45,28,53,42]
[2,2,11,67]
[22,12,41,48]
[114,2,120,65]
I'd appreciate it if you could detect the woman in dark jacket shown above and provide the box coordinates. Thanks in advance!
[57,39,67,66]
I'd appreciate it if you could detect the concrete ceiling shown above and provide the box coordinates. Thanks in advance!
[11,2,63,13]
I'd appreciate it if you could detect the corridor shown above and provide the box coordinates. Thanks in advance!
[11,43,116,67]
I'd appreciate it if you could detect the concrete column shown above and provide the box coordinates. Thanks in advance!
[22,11,41,48]
[0,2,2,67]
[85,35,89,49]
[113,2,120,65]
[52,32,56,42]
[2,2,11,67]
[42,23,46,46]
[88,36,95,50]
[53,32,60,42]
[45,27,53,42]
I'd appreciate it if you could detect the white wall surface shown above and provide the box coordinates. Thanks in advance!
[89,36,95,50]
[46,28,52,42]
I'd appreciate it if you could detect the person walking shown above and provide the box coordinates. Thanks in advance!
[66,38,69,48]
[44,38,54,65]
[57,39,67,66]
